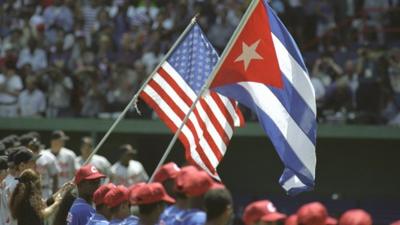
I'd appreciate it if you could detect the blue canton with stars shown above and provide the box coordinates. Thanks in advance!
[167,24,219,94]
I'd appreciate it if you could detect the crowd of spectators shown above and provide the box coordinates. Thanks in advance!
[0,0,399,125]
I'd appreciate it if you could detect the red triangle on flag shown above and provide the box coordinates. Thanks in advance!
[210,0,283,89]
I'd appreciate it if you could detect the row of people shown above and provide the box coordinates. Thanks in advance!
[0,130,149,200]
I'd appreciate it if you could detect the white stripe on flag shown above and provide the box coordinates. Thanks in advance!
[282,175,307,191]
[143,85,220,168]
[238,82,316,177]
[272,34,316,115]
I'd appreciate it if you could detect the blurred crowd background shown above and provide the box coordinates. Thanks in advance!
[0,0,399,125]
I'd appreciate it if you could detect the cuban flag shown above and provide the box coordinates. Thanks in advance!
[210,0,317,195]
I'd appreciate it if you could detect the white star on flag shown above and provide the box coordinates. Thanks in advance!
[234,39,264,71]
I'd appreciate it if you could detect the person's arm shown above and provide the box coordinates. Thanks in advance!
[42,192,62,219]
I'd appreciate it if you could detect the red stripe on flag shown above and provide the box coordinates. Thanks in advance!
[145,81,216,173]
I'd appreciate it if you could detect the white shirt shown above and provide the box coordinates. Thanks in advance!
[0,178,9,225]
[2,175,18,225]
[0,74,23,104]
[76,154,112,178]
[111,160,148,186]
[17,48,48,71]
[45,147,77,189]
[36,150,60,199]
[18,89,46,117]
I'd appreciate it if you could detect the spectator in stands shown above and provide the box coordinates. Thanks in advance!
[47,130,77,189]
[133,182,175,225]
[17,38,47,72]
[9,169,64,225]
[43,67,74,117]
[0,155,8,225]
[204,185,234,225]
[0,57,23,117]
[111,144,148,186]
[387,49,400,125]
[67,164,106,225]
[76,136,111,178]
[43,0,74,32]
[18,76,46,117]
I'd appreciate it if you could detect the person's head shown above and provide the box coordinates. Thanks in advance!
[50,130,69,153]
[297,202,335,225]
[10,169,44,220]
[80,137,93,159]
[104,185,130,220]
[338,210,372,225]
[75,164,106,202]
[118,144,137,165]
[25,76,37,92]
[153,162,180,198]
[13,147,40,174]
[0,156,8,182]
[93,183,117,220]
[204,187,233,224]
[243,200,286,225]
[175,167,213,209]
[133,182,175,223]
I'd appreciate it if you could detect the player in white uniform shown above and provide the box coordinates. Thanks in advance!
[0,155,9,225]
[111,144,148,186]
[46,130,77,189]
[75,137,111,178]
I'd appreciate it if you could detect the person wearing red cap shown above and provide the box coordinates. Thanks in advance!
[132,182,175,225]
[104,185,131,225]
[159,166,197,225]
[338,209,372,225]
[67,164,106,225]
[242,200,286,225]
[171,168,214,225]
[296,202,337,225]
[153,162,180,198]
[87,183,116,225]
[203,186,233,225]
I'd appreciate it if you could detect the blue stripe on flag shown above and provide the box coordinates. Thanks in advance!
[269,75,317,145]
[263,1,308,73]
[215,83,315,191]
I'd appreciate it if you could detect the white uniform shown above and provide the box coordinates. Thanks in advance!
[36,150,60,199]
[2,175,18,225]
[45,147,76,189]
[111,160,148,186]
[75,154,112,178]
[0,178,10,225]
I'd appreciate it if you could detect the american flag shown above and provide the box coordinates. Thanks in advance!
[140,23,244,176]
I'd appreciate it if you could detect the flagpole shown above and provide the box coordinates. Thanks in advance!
[148,0,260,182]
[83,16,199,166]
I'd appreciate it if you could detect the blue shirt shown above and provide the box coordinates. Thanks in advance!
[110,218,125,225]
[160,205,183,225]
[86,213,109,225]
[123,215,139,225]
[163,208,205,225]
[66,198,95,225]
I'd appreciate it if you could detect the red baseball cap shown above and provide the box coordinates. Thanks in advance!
[133,182,175,205]
[339,210,372,225]
[153,162,181,183]
[210,181,226,190]
[104,185,129,208]
[129,182,146,204]
[391,221,400,225]
[261,212,287,222]
[93,183,116,206]
[297,202,330,225]
[286,215,299,225]
[242,200,280,225]
[75,164,106,185]
[175,169,212,197]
